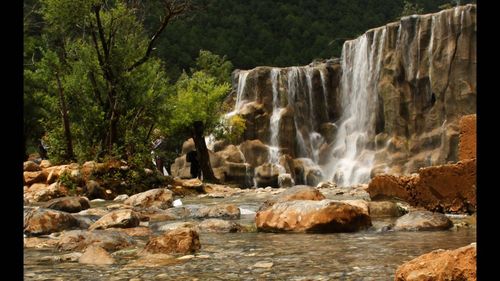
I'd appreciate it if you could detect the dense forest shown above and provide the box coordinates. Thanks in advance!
[23,0,474,173]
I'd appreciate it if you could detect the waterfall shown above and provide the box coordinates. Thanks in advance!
[269,68,281,165]
[324,27,386,187]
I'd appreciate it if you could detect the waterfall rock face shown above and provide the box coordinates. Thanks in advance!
[220,5,476,187]
[170,5,476,188]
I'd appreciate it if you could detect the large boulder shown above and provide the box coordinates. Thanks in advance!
[124,188,173,209]
[394,243,476,281]
[144,227,201,254]
[259,185,325,211]
[239,139,270,168]
[24,208,79,236]
[42,196,90,213]
[56,230,135,251]
[256,199,371,233]
[88,209,140,230]
[368,201,406,217]
[254,163,281,187]
[368,159,476,213]
[390,211,453,231]
[216,144,245,163]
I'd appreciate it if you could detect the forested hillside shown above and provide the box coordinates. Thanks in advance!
[147,0,474,79]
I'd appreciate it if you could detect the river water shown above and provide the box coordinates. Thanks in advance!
[24,188,476,280]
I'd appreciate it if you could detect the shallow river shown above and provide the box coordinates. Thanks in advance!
[24,189,476,280]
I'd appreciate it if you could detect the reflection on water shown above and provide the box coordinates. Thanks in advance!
[24,192,476,280]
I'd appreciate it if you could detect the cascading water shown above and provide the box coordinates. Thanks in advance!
[324,27,386,187]
[269,68,282,166]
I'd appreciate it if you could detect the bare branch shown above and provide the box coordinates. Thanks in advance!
[126,0,192,72]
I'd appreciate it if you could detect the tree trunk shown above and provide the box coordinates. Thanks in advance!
[192,121,218,182]
[55,72,75,161]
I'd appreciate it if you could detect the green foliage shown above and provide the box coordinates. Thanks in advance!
[24,0,174,166]
[59,171,78,194]
[194,50,233,84]
[400,1,425,17]
[170,70,231,132]
[213,114,246,144]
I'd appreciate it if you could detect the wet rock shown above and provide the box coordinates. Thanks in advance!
[24,208,79,236]
[125,253,181,268]
[88,209,140,230]
[239,139,270,168]
[43,196,90,213]
[154,221,198,233]
[78,245,115,265]
[256,199,372,233]
[259,185,325,211]
[24,161,41,172]
[395,243,476,281]
[134,206,189,222]
[24,182,69,203]
[40,252,82,262]
[106,226,152,237]
[56,230,135,252]
[391,211,453,231]
[278,173,294,188]
[144,227,201,254]
[368,201,406,217]
[24,237,59,248]
[254,163,281,187]
[124,188,173,209]
[76,207,108,217]
[84,180,108,200]
[317,181,337,189]
[113,194,129,201]
[190,204,240,219]
[198,219,242,233]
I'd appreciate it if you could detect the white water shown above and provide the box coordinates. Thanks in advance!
[324,27,386,187]
[269,68,282,165]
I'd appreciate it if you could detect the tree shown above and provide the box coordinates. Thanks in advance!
[400,1,425,17]
[24,0,191,165]
[169,52,231,182]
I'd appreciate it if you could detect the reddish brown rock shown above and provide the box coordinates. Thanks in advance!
[24,182,69,203]
[394,243,476,281]
[256,199,372,233]
[24,208,79,236]
[24,171,47,186]
[124,188,173,209]
[144,227,201,254]
[458,114,476,161]
[414,159,476,213]
[367,159,476,213]
[367,174,418,202]
[259,185,325,211]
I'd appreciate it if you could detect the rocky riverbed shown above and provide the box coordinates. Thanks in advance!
[24,182,476,280]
